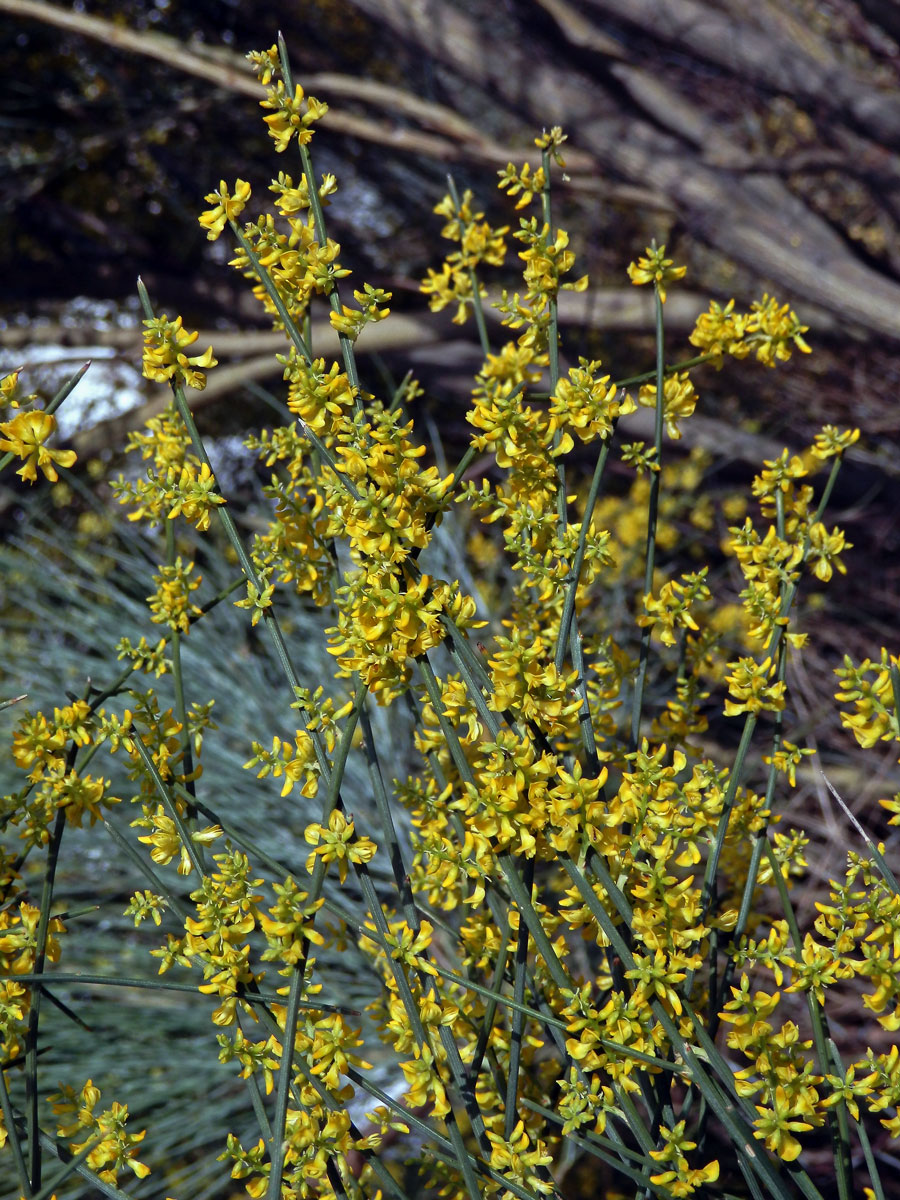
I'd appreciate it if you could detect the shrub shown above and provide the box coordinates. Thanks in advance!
[2,36,898,1200]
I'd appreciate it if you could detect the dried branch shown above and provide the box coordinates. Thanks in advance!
[346,0,900,341]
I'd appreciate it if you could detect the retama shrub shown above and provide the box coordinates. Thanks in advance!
[2,35,898,1200]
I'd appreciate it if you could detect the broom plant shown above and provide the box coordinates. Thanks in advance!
[2,33,898,1200]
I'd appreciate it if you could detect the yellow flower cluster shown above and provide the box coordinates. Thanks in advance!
[722,843,900,1157]
[142,313,217,391]
[334,407,451,564]
[133,803,221,875]
[49,1079,150,1183]
[0,900,65,1060]
[421,187,508,324]
[649,1120,719,1196]
[245,730,320,798]
[500,216,588,353]
[234,207,349,330]
[690,293,811,366]
[260,80,328,154]
[198,178,252,240]
[147,556,203,633]
[724,655,786,717]
[487,631,580,735]
[549,358,635,444]
[627,242,687,302]
[115,634,170,677]
[6,41,896,1200]
[304,809,377,884]
[328,568,480,701]
[7,701,121,849]
[637,370,697,440]
[639,569,711,648]
[328,284,391,342]
[114,446,225,532]
[835,649,900,749]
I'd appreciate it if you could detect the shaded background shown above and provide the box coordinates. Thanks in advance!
[5,0,900,450]
[2,0,900,1195]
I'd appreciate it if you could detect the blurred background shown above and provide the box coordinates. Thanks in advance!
[3,0,900,456]
[2,1,900,1194]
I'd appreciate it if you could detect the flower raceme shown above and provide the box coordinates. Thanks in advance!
[6,40,893,1200]
[259,79,328,154]
[421,188,508,324]
[141,313,217,391]
[627,242,687,302]
[49,1080,150,1183]
[198,178,252,240]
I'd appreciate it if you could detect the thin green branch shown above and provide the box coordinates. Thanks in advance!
[629,278,666,753]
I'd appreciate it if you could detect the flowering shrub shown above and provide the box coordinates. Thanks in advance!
[1,36,898,1200]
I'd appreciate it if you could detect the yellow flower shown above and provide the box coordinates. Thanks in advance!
[233,577,275,627]
[244,732,320,799]
[812,425,860,460]
[724,656,786,716]
[133,805,221,875]
[247,44,280,85]
[497,161,547,210]
[304,810,377,883]
[399,1045,450,1117]
[50,1080,150,1183]
[639,569,710,646]
[753,1085,814,1161]
[638,371,697,440]
[198,178,252,240]
[689,298,750,364]
[624,947,687,1015]
[147,557,203,633]
[649,1120,720,1197]
[821,1063,879,1121]
[806,521,851,582]
[328,285,391,341]
[550,358,635,444]
[306,1013,372,1090]
[1,367,22,405]
[486,1119,555,1195]
[834,649,900,749]
[627,243,687,302]
[763,739,814,787]
[747,294,811,365]
[259,80,328,153]
[0,410,76,483]
[142,314,217,391]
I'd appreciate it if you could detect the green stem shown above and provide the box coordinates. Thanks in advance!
[277,37,364,405]
[0,1046,32,1197]
[764,842,853,1200]
[554,429,615,673]
[629,278,666,753]
[504,858,533,1141]
[612,350,720,391]
[24,805,66,1191]
[265,965,306,1200]
[164,519,197,814]
[130,733,206,877]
